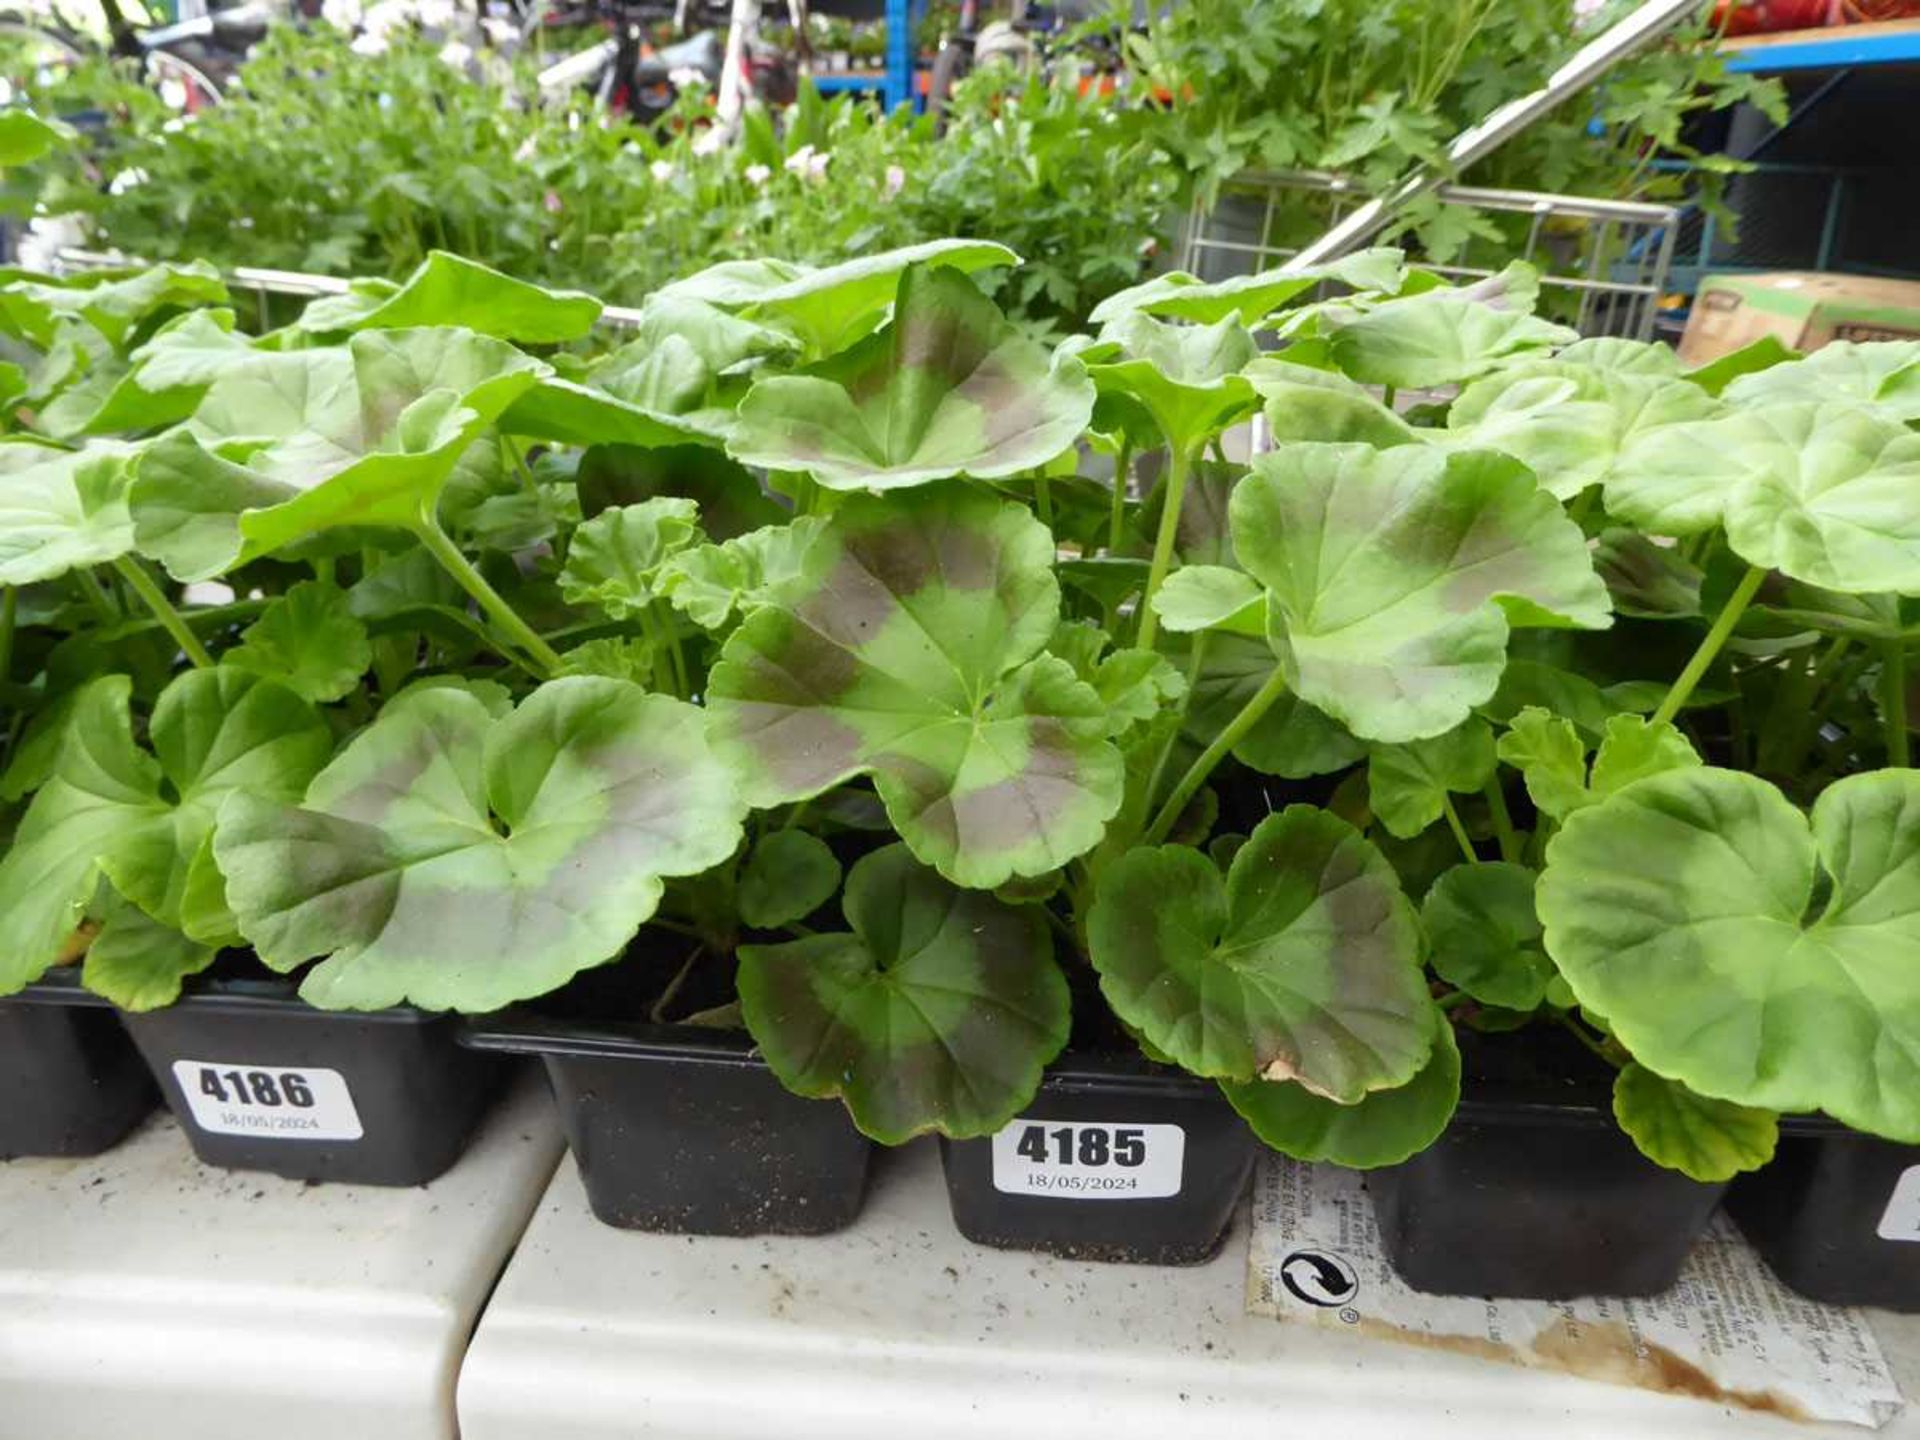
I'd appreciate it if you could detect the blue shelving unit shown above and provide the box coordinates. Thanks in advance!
[1725,19,1920,73]
[809,0,920,110]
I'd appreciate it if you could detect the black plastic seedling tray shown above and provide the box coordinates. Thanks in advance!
[940,1053,1259,1265]
[121,971,508,1186]
[1728,1121,1920,1312]
[1367,1028,1726,1299]
[464,1012,874,1236]
[0,971,154,1159]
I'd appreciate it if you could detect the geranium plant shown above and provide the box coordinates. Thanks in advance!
[1,231,1913,1189]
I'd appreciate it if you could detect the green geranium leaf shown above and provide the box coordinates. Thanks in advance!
[1152,563,1264,636]
[656,516,828,631]
[666,238,1017,359]
[1593,530,1703,619]
[2,262,227,351]
[214,678,748,1012]
[1724,340,1920,422]
[1496,707,1589,818]
[1222,1011,1458,1168]
[707,486,1122,888]
[556,636,656,684]
[227,580,372,703]
[1613,404,1920,596]
[1686,335,1798,396]
[1368,719,1496,839]
[1539,768,1920,1140]
[297,251,602,343]
[1186,634,1364,779]
[129,328,549,580]
[1497,708,1697,819]
[1446,368,1718,501]
[1613,1062,1779,1183]
[1092,649,1185,738]
[83,894,216,1013]
[1485,659,1634,738]
[1422,861,1551,1010]
[0,670,332,998]
[1087,806,1428,1098]
[559,498,701,618]
[727,265,1092,491]
[738,842,1067,1143]
[1555,337,1683,377]
[1084,312,1257,459]
[1263,383,1421,448]
[1088,248,1406,326]
[1232,443,1611,744]
[737,829,842,929]
[0,439,136,583]
[128,308,254,390]
[1326,263,1575,388]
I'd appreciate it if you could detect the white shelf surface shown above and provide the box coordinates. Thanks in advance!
[460,1142,1920,1440]
[0,1069,562,1440]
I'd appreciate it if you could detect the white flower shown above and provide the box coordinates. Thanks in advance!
[350,30,389,55]
[320,0,362,31]
[107,167,149,195]
[807,150,830,182]
[884,163,905,197]
[438,39,473,68]
[650,159,677,183]
[745,162,771,187]
[514,136,537,162]
[782,144,815,175]
[162,115,188,134]
[416,0,456,28]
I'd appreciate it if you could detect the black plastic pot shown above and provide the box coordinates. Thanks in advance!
[1368,1028,1726,1300]
[939,1053,1259,1265]
[463,1012,875,1236]
[0,972,154,1159]
[1727,1121,1920,1312]
[121,971,507,1186]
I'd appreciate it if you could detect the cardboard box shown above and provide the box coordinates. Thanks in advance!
[1677,272,1920,365]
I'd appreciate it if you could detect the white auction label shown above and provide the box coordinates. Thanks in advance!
[990,1119,1184,1199]
[1875,1164,1920,1242]
[170,1060,363,1141]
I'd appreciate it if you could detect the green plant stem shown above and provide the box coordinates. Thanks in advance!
[648,943,706,1025]
[1145,664,1289,844]
[0,586,14,686]
[1381,384,1397,411]
[1440,795,1477,864]
[1437,990,1471,1013]
[1558,1014,1620,1069]
[412,516,562,677]
[1107,437,1133,554]
[652,601,690,698]
[1483,777,1520,864]
[1034,473,1053,530]
[75,568,118,623]
[1651,563,1766,729]
[1139,631,1212,839]
[1135,444,1192,651]
[312,556,335,586]
[1884,640,1910,767]
[112,557,212,669]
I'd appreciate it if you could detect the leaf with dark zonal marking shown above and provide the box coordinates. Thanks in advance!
[1231,443,1611,744]
[663,238,1018,358]
[128,328,549,580]
[706,485,1122,889]
[738,843,1067,1142]
[213,678,748,1012]
[726,265,1093,492]
[1087,806,1429,1098]
[1222,1010,1458,1167]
